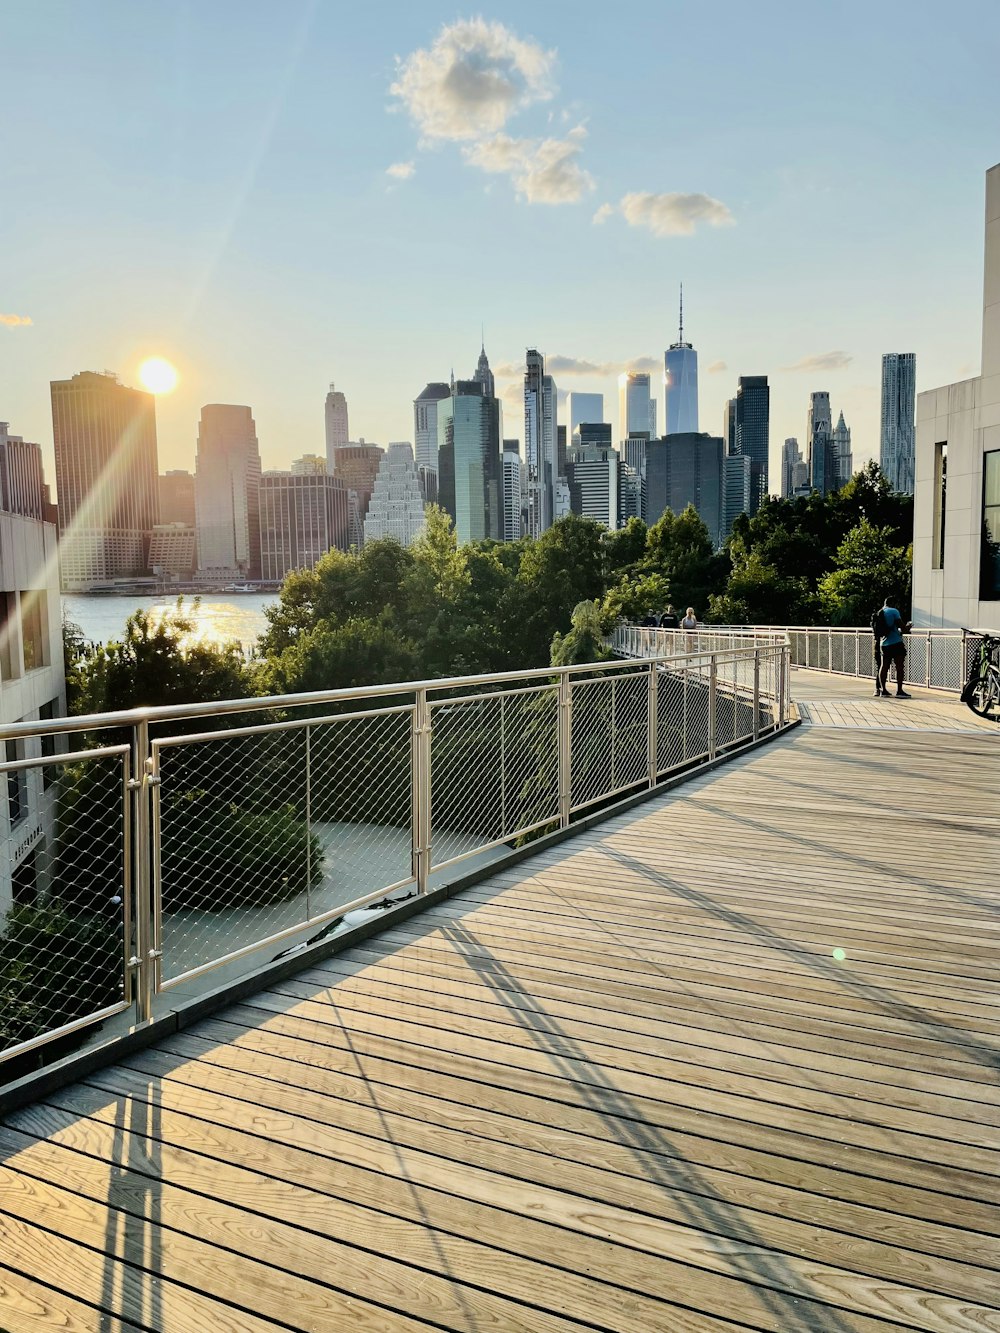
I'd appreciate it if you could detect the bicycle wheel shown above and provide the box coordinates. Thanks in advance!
[965,669,1000,717]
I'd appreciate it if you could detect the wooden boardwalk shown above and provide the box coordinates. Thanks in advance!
[1,681,999,1331]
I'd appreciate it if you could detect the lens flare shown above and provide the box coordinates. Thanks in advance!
[138,357,178,394]
[832,947,847,962]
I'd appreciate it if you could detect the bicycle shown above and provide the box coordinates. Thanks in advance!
[961,631,1000,719]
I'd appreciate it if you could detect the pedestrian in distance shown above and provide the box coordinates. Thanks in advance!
[875,596,912,698]
[660,605,680,629]
[680,607,698,631]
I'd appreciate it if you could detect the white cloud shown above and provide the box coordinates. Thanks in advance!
[386,160,416,180]
[707,359,728,374]
[463,126,594,204]
[0,313,32,327]
[391,19,555,142]
[495,353,658,378]
[781,351,852,373]
[599,191,735,237]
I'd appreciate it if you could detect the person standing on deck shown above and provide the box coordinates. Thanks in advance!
[876,596,911,699]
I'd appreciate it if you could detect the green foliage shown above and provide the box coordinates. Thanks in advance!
[551,601,610,667]
[601,573,673,627]
[818,520,913,625]
[0,903,123,1050]
[72,599,250,714]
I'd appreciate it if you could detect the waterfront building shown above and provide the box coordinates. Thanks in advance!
[0,507,64,920]
[148,523,196,581]
[259,470,350,581]
[363,443,426,548]
[328,441,384,548]
[723,453,752,539]
[566,424,618,529]
[913,162,1000,630]
[194,404,262,582]
[568,393,604,437]
[880,353,917,494]
[439,375,501,545]
[664,285,699,435]
[413,382,451,478]
[158,469,195,526]
[524,349,557,537]
[781,438,803,499]
[734,375,770,514]
[50,370,159,590]
[0,424,44,520]
[646,433,724,546]
[324,384,349,466]
[501,440,523,542]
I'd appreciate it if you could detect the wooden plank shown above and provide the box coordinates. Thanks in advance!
[28,1061,996,1332]
[0,1267,143,1333]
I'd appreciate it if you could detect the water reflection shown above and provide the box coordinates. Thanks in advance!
[62,593,277,652]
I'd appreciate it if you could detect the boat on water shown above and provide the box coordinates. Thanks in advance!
[222,583,258,593]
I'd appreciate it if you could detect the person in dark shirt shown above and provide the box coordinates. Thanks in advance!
[660,605,680,629]
[876,596,911,698]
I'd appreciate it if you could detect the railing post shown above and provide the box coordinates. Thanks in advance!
[708,655,718,760]
[647,661,658,787]
[926,631,933,688]
[828,627,834,673]
[752,652,760,740]
[413,688,432,894]
[558,671,572,828]
[961,628,969,685]
[132,718,154,1025]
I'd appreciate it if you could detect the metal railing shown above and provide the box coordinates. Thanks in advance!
[0,642,790,1078]
[616,625,970,694]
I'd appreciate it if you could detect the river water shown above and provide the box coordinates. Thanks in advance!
[62,593,278,652]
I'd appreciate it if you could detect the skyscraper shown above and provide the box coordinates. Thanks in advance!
[501,441,523,542]
[50,370,159,589]
[524,349,557,536]
[158,469,195,526]
[259,470,350,581]
[734,376,770,515]
[664,286,699,435]
[880,353,916,494]
[324,384,349,467]
[565,424,618,529]
[723,453,752,540]
[619,372,655,441]
[440,368,501,545]
[807,391,834,496]
[290,454,326,476]
[620,434,649,522]
[0,423,45,520]
[722,398,736,456]
[831,411,853,490]
[363,443,426,548]
[328,441,384,547]
[568,393,604,436]
[413,383,451,476]
[646,433,724,545]
[194,404,262,580]
[780,438,803,499]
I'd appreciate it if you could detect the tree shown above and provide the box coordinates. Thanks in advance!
[551,601,610,667]
[516,515,606,666]
[644,505,727,616]
[818,519,913,625]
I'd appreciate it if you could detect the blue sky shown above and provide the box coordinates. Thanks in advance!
[2,0,999,488]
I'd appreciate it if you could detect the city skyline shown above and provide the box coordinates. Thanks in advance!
[2,4,997,491]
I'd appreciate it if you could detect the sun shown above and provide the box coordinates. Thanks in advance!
[138,356,179,394]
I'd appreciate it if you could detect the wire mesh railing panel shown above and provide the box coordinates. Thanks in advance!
[306,707,414,907]
[1,747,130,1068]
[610,670,650,795]
[684,659,713,761]
[569,676,615,810]
[430,684,559,868]
[656,667,686,773]
[935,634,966,690]
[156,706,414,986]
[905,634,928,686]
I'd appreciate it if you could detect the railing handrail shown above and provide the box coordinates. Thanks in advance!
[0,644,782,743]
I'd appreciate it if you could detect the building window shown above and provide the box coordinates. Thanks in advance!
[982,450,1000,601]
[6,738,27,826]
[11,849,37,908]
[21,590,48,671]
[932,443,947,570]
[0,590,18,682]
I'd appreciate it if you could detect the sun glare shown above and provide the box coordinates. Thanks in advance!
[138,356,178,394]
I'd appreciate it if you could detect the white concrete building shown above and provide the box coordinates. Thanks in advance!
[362,443,426,548]
[501,443,522,542]
[913,162,1000,631]
[194,404,262,583]
[0,512,65,920]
